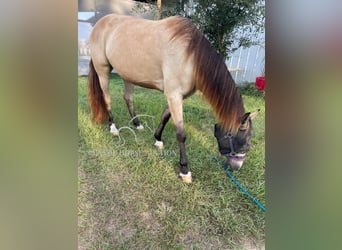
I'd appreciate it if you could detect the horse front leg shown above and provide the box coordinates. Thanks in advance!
[167,95,192,183]
[154,106,171,149]
[176,126,191,182]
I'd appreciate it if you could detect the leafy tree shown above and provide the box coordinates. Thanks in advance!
[189,0,265,59]
[132,0,265,59]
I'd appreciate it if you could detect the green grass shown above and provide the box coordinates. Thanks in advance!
[78,75,265,249]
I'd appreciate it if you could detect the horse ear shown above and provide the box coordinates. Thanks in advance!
[240,109,260,129]
[241,112,251,125]
[249,109,260,120]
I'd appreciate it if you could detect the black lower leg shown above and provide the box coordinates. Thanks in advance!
[125,100,140,127]
[130,110,140,127]
[154,106,171,141]
[176,128,188,174]
[108,111,114,127]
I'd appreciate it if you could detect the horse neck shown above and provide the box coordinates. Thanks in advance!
[166,17,245,134]
[194,56,245,134]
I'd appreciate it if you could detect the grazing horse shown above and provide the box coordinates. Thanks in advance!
[87,14,258,183]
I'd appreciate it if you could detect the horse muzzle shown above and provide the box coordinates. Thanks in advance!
[226,153,245,171]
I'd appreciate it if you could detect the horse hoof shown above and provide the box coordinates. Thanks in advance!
[179,172,192,183]
[110,124,119,136]
[154,140,164,149]
[136,124,144,130]
[111,131,119,136]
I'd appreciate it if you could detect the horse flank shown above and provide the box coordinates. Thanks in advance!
[167,17,245,135]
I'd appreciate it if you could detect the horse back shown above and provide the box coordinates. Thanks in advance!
[89,14,195,94]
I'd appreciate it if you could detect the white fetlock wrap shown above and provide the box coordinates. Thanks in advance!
[136,124,144,130]
[154,140,164,149]
[179,171,192,183]
[110,123,119,136]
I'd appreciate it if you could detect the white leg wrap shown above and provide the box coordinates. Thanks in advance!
[136,124,144,130]
[154,140,164,149]
[179,171,192,183]
[110,123,119,136]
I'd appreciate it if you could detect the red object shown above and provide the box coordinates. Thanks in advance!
[255,77,265,91]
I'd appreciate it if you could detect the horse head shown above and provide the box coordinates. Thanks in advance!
[214,110,259,171]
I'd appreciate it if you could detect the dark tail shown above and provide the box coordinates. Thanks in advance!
[88,59,108,124]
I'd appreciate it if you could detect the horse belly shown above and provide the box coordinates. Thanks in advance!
[111,57,164,91]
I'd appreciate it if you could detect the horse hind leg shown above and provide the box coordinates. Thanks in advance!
[97,65,119,135]
[123,81,143,130]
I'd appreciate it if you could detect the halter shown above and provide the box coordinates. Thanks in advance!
[225,132,235,156]
[221,131,246,159]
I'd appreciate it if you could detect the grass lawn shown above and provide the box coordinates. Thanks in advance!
[78,75,265,249]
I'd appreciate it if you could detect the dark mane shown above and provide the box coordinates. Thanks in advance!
[167,17,245,135]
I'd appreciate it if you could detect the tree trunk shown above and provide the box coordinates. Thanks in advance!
[157,0,162,19]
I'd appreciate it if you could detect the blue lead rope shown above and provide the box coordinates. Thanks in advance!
[212,156,266,212]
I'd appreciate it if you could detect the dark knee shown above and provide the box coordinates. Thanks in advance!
[176,129,186,143]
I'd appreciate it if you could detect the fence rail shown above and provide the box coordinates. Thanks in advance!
[227,44,265,83]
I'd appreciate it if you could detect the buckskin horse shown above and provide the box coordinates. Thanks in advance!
[87,14,258,183]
